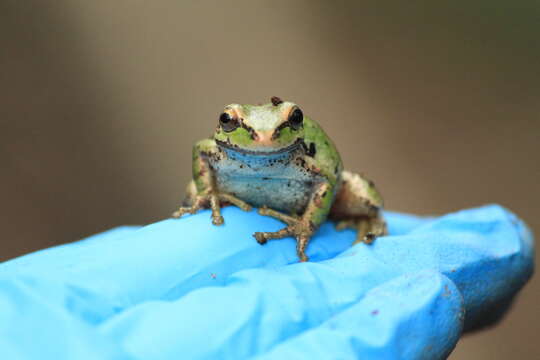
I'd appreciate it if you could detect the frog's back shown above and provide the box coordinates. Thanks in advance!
[301,116,343,184]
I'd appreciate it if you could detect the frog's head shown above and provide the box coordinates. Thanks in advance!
[213,97,305,154]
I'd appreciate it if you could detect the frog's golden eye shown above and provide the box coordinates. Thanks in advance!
[219,112,239,132]
[288,108,303,130]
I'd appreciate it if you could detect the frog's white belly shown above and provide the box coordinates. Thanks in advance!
[209,147,317,214]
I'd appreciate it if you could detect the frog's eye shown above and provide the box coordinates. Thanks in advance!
[219,112,239,132]
[288,108,303,130]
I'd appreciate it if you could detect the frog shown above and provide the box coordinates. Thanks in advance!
[172,97,387,262]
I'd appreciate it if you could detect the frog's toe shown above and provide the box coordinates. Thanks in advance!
[363,232,376,244]
[253,232,268,245]
[296,235,310,262]
[253,227,293,245]
[212,214,224,226]
[171,207,195,218]
[298,253,309,262]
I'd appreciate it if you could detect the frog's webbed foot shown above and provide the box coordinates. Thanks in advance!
[335,216,387,245]
[172,192,252,226]
[254,206,313,262]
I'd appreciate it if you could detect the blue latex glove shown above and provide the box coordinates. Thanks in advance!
[0,205,533,359]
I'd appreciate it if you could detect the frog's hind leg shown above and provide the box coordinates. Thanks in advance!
[330,171,388,244]
[180,180,198,207]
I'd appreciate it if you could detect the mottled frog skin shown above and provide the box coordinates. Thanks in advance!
[173,97,387,262]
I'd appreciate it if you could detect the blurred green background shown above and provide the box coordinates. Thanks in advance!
[1,1,538,358]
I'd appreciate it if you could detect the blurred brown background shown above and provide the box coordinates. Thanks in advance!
[1,1,538,358]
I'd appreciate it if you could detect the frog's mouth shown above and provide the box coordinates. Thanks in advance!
[216,138,303,156]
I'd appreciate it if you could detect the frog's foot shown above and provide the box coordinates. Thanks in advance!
[254,207,313,262]
[335,216,387,244]
[172,192,252,226]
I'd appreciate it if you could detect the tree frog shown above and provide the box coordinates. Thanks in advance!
[173,97,387,262]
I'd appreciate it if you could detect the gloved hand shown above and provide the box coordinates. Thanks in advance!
[0,205,533,360]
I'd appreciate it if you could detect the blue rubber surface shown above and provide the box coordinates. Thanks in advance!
[0,205,534,359]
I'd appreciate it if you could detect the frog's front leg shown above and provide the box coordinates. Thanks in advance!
[172,139,251,225]
[254,181,333,262]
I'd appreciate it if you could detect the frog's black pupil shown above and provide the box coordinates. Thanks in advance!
[289,108,303,130]
[220,113,231,124]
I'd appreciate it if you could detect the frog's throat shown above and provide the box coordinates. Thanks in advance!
[215,138,303,156]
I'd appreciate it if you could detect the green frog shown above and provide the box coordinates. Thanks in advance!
[172,97,387,262]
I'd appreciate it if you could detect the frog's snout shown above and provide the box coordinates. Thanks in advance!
[254,131,274,146]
